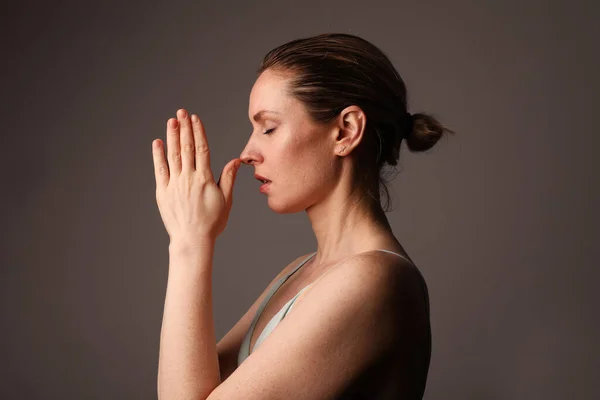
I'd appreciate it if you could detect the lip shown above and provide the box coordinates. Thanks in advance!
[259,181,271,193]
[254,174,271,184]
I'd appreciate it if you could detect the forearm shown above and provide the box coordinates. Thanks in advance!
[158,240,220,400]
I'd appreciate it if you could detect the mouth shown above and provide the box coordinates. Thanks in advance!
[254,174,271,184]
[255,174,271,193]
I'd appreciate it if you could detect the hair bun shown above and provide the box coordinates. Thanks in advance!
[404,112,455,153]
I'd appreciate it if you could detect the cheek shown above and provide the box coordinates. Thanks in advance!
[271,128,335,187]
[287,144,337,194]
[265,142,336,212]
[283,136,325,170]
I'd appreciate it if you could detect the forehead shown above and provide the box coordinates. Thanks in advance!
[248,69,293,118]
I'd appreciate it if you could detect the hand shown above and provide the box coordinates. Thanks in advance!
[152,109,241,246]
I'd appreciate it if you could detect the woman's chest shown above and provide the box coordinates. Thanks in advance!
[248,282,311,353]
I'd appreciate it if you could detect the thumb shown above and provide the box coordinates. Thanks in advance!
[218,158,241,207]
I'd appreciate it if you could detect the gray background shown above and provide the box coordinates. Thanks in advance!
[1,0,598,399]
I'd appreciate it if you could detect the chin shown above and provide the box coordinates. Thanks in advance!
[266,196,308,214]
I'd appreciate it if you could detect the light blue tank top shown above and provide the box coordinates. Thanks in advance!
[237,249,422,366]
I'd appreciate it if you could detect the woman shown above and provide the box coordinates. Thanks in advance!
[153,33,453,400]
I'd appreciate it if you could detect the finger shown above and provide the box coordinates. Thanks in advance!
[166,117,181,177]
[177,109,195,173]
[152,139,169,189]
[217,158,241,208]
[190,114,213,181]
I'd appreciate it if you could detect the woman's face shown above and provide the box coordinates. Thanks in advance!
[240,68,339,213]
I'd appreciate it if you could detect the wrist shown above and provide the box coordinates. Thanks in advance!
[169,237,216,256]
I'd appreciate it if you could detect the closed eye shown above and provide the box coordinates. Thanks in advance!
[263,128,275,135]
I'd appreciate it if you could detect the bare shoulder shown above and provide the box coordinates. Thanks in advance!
[348,250,429,315]
[295,249,428,335]
[303,249,422,301]
[344,250,426,298]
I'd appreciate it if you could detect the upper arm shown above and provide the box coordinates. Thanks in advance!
[216,253,312,381]
[208,255,404,400]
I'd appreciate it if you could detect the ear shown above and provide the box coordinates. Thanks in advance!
[333,106,366,157]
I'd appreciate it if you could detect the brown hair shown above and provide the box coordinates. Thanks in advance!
[258,33,454,211]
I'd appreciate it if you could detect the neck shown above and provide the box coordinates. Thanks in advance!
[305,179,396,266]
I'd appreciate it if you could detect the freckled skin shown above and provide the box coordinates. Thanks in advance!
[240,69,341,214]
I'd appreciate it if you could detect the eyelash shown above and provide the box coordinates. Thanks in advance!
[263,128,275,135]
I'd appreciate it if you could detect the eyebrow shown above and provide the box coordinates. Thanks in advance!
[251,110,280,122]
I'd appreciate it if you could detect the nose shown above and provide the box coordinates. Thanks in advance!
[239,139,262,166]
